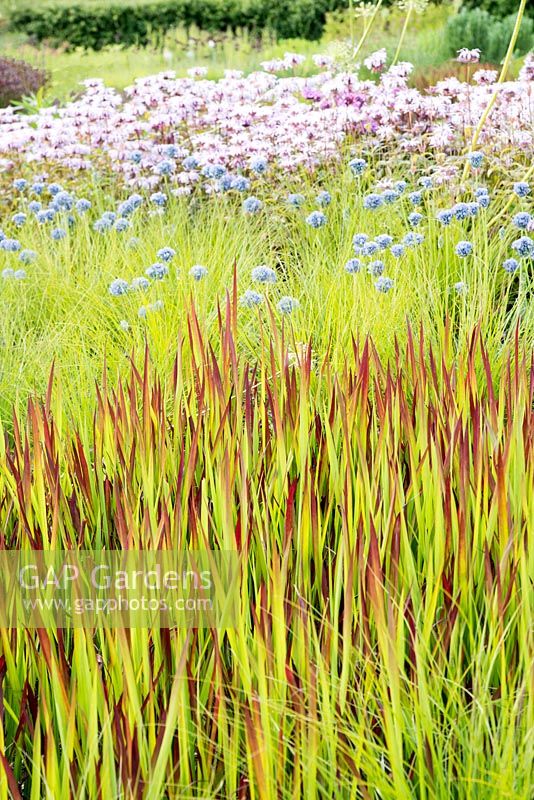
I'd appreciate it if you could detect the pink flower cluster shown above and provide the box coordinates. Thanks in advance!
[0,57,532,190]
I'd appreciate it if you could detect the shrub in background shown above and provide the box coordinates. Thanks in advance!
[0,57,48,107]
[461,0,525,17]
[8,0,444,49]
[446,7,534,63]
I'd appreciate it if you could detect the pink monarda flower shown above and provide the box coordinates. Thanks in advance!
[283,52,306,68]
[312,54,333,68]
[518,53,534,82]
[457,48,481,64]
[473,69,498,85]
[364,49,387,73]
[187,67,208,78]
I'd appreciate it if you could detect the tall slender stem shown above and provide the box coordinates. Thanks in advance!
[353,0,384,61]
[461,0,527,181]
[392,6,413,66]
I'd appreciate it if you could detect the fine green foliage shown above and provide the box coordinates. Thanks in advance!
[0,158,533,422]
[445,7,534,63]
[0,311,532,798]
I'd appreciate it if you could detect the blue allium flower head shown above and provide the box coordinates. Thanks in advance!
[513,181,530,198]
[352,233,368,249]
[250,156,268,174]
[130,150,143,164]
[287,193,305,208]
[55,191,74,210]
[344,258,362,274]
[128,193,143,209]
[512,212,531,230]
[145,262,169,280]
[130,277,150,291]
[362,241,379,257]
[477,195,490,209]
[467,151,484,168]
[453,202,470,221]
[217,174,233,192]
[243,196,263,214]
[436,209,453,226]
[0,238,22,252]
[363,193,383,210]
[454,281,468,295]
[157,247,176,262]
[101,211,116,224]
[31,182,45,195]
[455,240,473,257]
[467,202,479,217]
[48,183,62,196]
[76,198,92,214]
[51,227,67,241]
[231,176,250,192]
[150,192,167,207]
[190,265,208,281]
[317,191,331,207]
[394,180,407,194]
[19,249,37,264]
[12,213,27,227]
[408,191,423,206]
[93,219,112,234]
[36,209,55,224]
[117,199,135,217]
[202,164,226,180]
[403,232,424,247]
[375,276,394,292]
[150,300,164,312]
[368,259,385,276]
[1,269,14,278]
[511,236,534,258]
[251,265,276,284]
[503,258,520,274]
[164,144,179,158]
[475,186,489,198]
[14,269,26,280]
[277,296,299,314]
[390,244,405,258]
[375,234,393,249]
[408,212,423,227]
[418,177,433,189]
[114,218,130,232]
[183,155,199,170]
[28,201,42,214]
[138,306,147,318]
[13,178,27,191]
[381,189,399,205]
[109,278,129,296]
[306,210,327,228]
[349,158,367,176]
[240,289,263,307]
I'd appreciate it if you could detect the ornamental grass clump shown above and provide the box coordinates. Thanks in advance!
[0,302,531,799]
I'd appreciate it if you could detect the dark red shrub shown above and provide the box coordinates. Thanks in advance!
[0,57,48,107]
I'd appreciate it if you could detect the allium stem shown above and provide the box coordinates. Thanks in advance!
[462,0,527,180]
[353,0,384,61]
[392,6,413,66]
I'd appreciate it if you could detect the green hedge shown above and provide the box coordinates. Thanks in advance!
[446,7,533,63]
[9,0,348,48]
[461,0,525,17]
